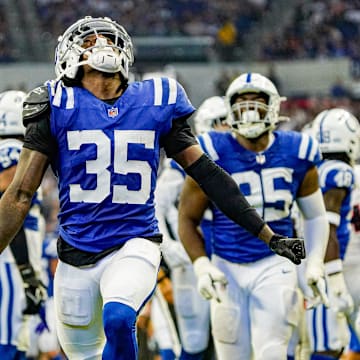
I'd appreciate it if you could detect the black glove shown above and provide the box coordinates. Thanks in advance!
[269,234,306,265]
[19,264,47,315]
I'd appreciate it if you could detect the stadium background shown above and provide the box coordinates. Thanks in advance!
[0,0,359,131]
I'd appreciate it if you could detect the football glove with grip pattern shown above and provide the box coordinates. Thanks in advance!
[19,263,47,315]
[269,234,306,265]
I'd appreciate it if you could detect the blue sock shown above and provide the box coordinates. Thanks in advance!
[0,346,27,360]
[102,302,137,360]
[310,354,338,360]
[349,324,360,352]
[287,356,295,360]
[180,349,206,360]
[159,349,176,360]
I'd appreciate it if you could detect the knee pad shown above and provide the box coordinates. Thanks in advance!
[176,286,197,318]
[57,286,92,326]
[212,303,239,344]
[103,302,137,339]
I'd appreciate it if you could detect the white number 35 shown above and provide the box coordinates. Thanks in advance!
[67,129,155,204]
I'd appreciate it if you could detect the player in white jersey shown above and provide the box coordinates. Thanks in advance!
[304,109,360,360]
[0,17,305,359]
[178,72,330,360]
[0,90,47,360]
[156,96,229,360]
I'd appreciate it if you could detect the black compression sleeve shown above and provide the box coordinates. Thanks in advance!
[185,154,266,237]
[162,116,198,157]
[9,227,29,266]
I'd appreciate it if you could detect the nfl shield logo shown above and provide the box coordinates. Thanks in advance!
[107,107,118,118]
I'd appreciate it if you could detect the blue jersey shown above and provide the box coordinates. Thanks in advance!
[318,159,354,259]
[46,78,195,252]
[197,130,321,263]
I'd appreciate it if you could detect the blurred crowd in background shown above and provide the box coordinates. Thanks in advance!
[1,0,359,64]
[1,0,269,62]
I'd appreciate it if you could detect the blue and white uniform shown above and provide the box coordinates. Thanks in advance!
[198,130,320,261]
[48,77,196,359]
[196,130,321,360]
[306,159,355,354]
[319,160,354,260]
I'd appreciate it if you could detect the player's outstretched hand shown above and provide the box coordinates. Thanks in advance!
[302,260,329,308]
[193,256,228,302]
[269,234,306,265]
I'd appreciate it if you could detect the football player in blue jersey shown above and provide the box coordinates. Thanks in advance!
[0,90,47,360]
[304,109,360,360]
[156,96,229,360]
[0,17,305,360]
[178,72,330,360]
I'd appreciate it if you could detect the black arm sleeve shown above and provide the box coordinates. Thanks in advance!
[185,154,266,237]
[162,115,198,157]
[9,227,29,266]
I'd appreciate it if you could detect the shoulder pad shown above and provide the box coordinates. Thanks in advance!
[23,85,50,125]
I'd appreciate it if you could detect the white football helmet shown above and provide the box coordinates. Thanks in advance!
[55,16,134,81]
[311,108,360,162]
[225,72,288,138]
[0,90,27,137]
[194,96,228,134]
[301,121,314,136]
